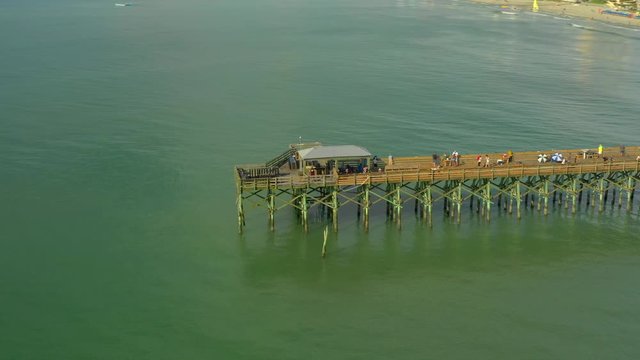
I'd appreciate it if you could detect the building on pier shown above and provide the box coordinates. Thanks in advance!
[296,144,372,175]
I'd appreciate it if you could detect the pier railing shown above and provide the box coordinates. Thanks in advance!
[238,160,640,190]
[238,173,338,190]
[236,165,280,180]
[265,148,295,168]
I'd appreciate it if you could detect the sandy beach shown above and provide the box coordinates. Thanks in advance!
[472,0,640,28]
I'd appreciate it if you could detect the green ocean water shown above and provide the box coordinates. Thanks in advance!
[2,0,640,358]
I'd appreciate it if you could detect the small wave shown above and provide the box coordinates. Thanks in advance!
[601,22,640,33]
[570,22,640,39]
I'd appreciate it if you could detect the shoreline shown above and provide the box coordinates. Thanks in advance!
[471,0,640,29]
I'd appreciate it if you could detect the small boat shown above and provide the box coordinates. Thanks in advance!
[115,3,132,6]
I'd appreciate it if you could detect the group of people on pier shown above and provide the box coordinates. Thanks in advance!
[303,158,381,176]
[432,151,462,168]
[432,150,516,169]
[475,150,514,167]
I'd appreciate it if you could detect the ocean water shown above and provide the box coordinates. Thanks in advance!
[1,0,640,359]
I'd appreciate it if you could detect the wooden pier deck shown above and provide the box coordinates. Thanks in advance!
[236,146,640,191]
[234,145,640,233]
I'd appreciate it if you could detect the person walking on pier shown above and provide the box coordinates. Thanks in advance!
[289,154,296,170]
[451,151,459,166]
[476,154,482,167]
[598,144,603,158]
[498,153,508,166]
[484,154,490,167]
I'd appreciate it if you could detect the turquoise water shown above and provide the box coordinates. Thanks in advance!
[2,0,640,358]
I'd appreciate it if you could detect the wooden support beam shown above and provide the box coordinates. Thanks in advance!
[537,185,542,212]
[590,177,597,208]
[237,191,245,234]
[599,178,605,212]
[420,183,428,222]
[578,181,584,204]
[268,190,276,231]
[301,191,308,232]
[363,185,370,231]
[322,226,328,258]
[395,184,402,228]
[386,184,391,220]
[516,180,521,219]
[543,179,549,216]
[427,185,433,227]
[332,187,338,232]
[485,181,492,222]
[456,181,462,224]
[617,185,623,208]
[417,182,432,226]
[572,177,578,214]
[627,176,635,211]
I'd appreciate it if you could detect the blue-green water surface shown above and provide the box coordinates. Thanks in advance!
[2,0,640,359]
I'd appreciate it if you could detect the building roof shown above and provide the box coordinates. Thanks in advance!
[297,145,372,161]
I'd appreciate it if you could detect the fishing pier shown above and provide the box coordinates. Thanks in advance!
[234,144,639,233]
